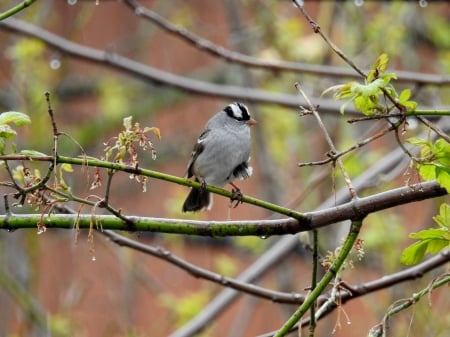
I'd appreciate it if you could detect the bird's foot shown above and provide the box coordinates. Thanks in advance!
[230,187,244,208]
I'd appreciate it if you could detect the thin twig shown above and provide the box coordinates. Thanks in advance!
[416,116,450,143]
[296,82,357,198]
[102,230,309,304]
[292,0,365,78]
[309,229,319,336]
[0,0,36,20]
[298,124,396,167]
[292,0,411,114]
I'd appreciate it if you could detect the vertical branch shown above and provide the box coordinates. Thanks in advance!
[295,83,357,198]
[308,229,319,336]
[273,219,364,337]
[292,0,366,78]
[45,91,60,189]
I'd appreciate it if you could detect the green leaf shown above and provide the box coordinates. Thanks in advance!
[0,124,17,139]
[399,88,411,102]
[400,238,448,265]
[433,203,450,229]
[339,99,354,115]
[352,79,384,96]
[401,203,450,265]
[0,111,31,126]
[60,163,74,173]
[435,139,450,166]
[400,240,428,265]
[435,165,450,192]
[409,228,448,240]
[379,73,397,86]
[425,239,449,254]
[333,82,359,100]
[406,137,429,147]
[367,53,390,83]
[20,150,48,157]
[123,116,133,131]
[374,53,389,74]
[419,164,436,181]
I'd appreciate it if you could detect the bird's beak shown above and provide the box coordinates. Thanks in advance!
[246,118,257,126]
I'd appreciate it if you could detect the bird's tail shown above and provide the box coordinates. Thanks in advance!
[182,182,212,212]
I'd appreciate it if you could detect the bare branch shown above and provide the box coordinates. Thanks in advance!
[123,0,450,86]
[102,230,309,304]
[0,17,349,114]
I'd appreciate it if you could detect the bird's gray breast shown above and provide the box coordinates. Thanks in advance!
[193,124,251,187]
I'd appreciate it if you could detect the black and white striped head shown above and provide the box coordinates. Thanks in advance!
[224,102,256,125]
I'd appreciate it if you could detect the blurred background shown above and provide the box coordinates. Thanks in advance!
[0,1,449,336]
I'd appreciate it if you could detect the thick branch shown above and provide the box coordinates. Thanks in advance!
[0,153,446,235]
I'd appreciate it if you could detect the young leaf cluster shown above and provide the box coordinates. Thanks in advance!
[325,54,417,115]
[0,111,31,154]
[408,137,450,192]
[103,116,161,166]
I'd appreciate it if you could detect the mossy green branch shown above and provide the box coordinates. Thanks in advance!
[0,0,36,21]
[405,109,450,117]
[0,214,305,236]
[273,219,364,337]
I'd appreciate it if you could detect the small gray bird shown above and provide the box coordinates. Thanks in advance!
[182,102,256,212]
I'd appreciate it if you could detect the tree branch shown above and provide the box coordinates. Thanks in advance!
[0,156,446,235]
[102,229,309,305]
[257,252,450,337]
[273,219,364,337]
[123,0,450,86]
[0,0,36,21]
[0,17,350,114]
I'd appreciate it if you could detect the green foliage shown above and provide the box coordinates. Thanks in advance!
[401,137,450,265]
[325,54,417,115]
[401,203,450,265]
[0,111,31,154]
[407,137,450,192]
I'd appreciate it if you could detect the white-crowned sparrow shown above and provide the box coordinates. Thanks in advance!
[182,102,257,212]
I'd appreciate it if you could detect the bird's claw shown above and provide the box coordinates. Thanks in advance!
[230,188,244,208]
